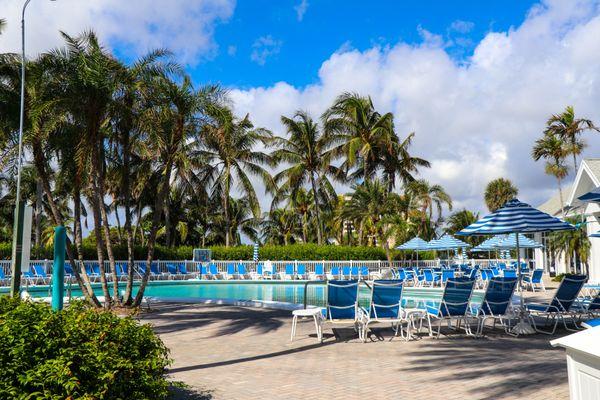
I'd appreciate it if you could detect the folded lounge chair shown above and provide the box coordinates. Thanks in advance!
[425,277,476,337]
[526,274,587,334]
[319,280,361,342]
[296,264,308,280]
[360,280,406,342]
[309,264,325,280]
[472,277,518,335]
[237,263,250,279]
[280,264,295,280]
[327,266,340,280]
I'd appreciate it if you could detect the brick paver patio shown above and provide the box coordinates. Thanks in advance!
[142,284,571,400]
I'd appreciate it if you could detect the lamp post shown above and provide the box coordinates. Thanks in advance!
[10,0,56,297]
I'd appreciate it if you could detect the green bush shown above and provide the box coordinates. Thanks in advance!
[0,242,434,261]
[0,297,171,399]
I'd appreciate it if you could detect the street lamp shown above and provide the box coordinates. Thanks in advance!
[10,0,56,297]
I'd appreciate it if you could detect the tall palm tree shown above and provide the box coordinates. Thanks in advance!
[484,178,518,212]
[196,106,274,247]
[271,111,341,244]
[261,208,299,245]
[547,216,590,273]
[323,92,395,183]
[381,132,430,192]
[444,209,480,246]
[544,106,596,171]
[406,179,453,229]
[532,133,569,216]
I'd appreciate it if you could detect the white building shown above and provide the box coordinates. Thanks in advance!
[537,158,600,283]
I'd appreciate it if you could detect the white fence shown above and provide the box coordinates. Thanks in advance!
[0,258,523,282]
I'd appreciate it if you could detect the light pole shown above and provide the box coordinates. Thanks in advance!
[10,0,56,297]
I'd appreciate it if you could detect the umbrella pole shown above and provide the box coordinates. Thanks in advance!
[511,233,535,335]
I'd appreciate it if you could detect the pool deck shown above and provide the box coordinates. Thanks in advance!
[141,283,571,400]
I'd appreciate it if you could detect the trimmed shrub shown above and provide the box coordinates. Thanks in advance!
[0,297,171,399]
[0,242,434,261]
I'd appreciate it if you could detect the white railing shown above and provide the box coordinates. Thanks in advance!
[0,258,529,286]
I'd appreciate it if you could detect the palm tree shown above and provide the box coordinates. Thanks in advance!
[323,92,395,183]
[261,208,299,245]
[0,19,5,34]
[547,216,590,273]
[196,106,274,247]
[406,179,453,230]
[484,178,518,212]
[544,106,596,171]
[271,111,341,244]
[445,209,480,246]
[381,132,430,192]
[532,133,569,216]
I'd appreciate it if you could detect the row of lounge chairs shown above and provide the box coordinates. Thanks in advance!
[315,274,599,342]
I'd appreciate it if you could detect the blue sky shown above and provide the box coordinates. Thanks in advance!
[187,0,536,89]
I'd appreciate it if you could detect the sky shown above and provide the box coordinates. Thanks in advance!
[2,0,600,219]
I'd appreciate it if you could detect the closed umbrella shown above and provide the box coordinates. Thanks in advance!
[457,198,575,334]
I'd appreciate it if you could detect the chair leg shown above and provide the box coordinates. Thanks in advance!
[290,315,297,341]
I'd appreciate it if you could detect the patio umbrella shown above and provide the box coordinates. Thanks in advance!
[428,234,471,263]
[396,237,430,265]
[457,198,575,334]
[577,186,600,202]
[590,231,600,238]
[471,235,506,260]
[494,233,543,249]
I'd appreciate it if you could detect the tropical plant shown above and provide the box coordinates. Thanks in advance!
[547,216,591,273]
[532,133,570,216]
[484,178,518,212]
[406,179,453,227]
[544,106,596,171]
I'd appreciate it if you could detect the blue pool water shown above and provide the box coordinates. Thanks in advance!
[2,280,484,308]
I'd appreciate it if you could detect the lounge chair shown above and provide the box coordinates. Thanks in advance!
[64,263,75,282]
[234,263,248,279]
[581,318,600,329]
[419,269,440,287]
[249,263,263,280]
[351,266,359,279]
[327,266,340,280]
[526,274,587,334]
[309,264,325,280]
[471,277,518,335]
[522,269,545,292]
[441,269,455,285]
[573,292,600,320]
[319,280,361,342]
[280,264,295,280]
[166,263,183,279]
[296,264,307,280]
[360,280,406,342]
[425,277,476,337]
[503,269,517,278]
[359,266,370,280]
[178,263,193,279]
[208,263,222,280]
[115,263,128,281]
[32,264,51,284]
[341,266,352,280]
[0,268,8,286]
[263,264,277,279]
[224,263,238,280]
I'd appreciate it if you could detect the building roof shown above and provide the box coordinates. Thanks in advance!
[537,158,600,217]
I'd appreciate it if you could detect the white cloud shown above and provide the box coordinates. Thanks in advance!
[0,0,235,65]
[449,20,475,34]
[227,45,237,56]
[250,35,282,65]
[294,0,309,22]
[231,0,600,214]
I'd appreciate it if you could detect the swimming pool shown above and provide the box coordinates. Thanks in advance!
[1,280,484,309]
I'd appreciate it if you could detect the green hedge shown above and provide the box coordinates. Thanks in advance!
[0,242,435,261]
[0,297,171,399]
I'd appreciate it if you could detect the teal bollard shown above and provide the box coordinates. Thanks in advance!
[51,226,66,311]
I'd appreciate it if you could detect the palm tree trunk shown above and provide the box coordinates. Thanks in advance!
[114,201,123,244]
[557,177,565,218]
[89,177,112,307]
[32,139,100,306]
[223,166,231,247]
[134,158,174,307]
[35,180,42,247]
[310,173,323,244]
[122,133,136,305]
[73,186,97,300]
[164,200,171,247]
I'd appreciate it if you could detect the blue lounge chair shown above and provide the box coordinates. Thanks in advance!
[421,269,440,287]
[208,263,222,279]
[472,277,518,335]
[522,269,545,292]
[581,318,600,329]
[264,263,277,279]
[225,263,238,280]
[250,263,263,280]
[178,263,192,278]
[573,292,600,320]
[360,280,405,342]
[441,269,455,285]
[115,263,127,281]
[166,263,180,279]
[0,268,8,286]
[350,266,359,279]
[280,264,295,280]
[342,266,352,279]
[526,274,587,334]
[319,280,361,341]
[503,269,517,278]
[32,264,51,284]
[64,263,75,282]
[327,266,340,280]
[425,277,476,337]
[310,264,325,280]
[236,263,249,279]
[296,264,307,280]
[359,266,370,280]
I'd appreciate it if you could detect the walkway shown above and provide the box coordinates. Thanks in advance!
[142,287,570,400]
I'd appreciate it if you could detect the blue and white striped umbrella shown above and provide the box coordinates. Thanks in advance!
[578,186,600,202]
[396,237,430,251]
[457,199,575,236]
[427,234,471,250]
[253,243,259,262]
[471,235,505,252]
[494,233,543,249]
[590,231,600,238]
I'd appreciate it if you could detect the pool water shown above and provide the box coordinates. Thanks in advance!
[5,280,484,309]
